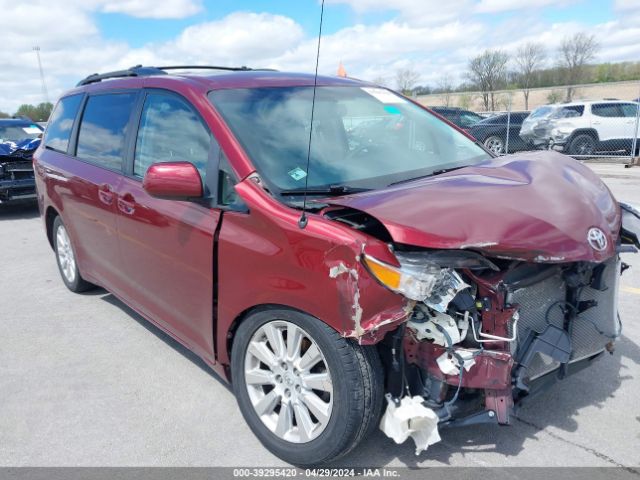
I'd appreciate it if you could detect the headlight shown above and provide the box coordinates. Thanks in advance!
[363,254,440,301]
[363,251,481,311]
[551,127,571,140]
[620,202,640,248]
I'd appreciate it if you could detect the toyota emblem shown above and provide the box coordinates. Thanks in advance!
[587,227,608,252]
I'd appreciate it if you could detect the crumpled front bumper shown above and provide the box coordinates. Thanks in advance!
[0,160,37,204]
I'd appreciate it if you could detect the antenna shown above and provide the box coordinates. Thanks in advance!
[298,0,325,229]
[33,46,50,104]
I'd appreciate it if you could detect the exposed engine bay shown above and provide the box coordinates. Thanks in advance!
[324,200,640,455]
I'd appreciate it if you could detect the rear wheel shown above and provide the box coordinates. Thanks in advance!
[483,135,505,154]
[568,134,596,156]
[53,216,94,293]
[231,308,384,466]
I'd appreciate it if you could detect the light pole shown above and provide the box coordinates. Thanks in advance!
[33,46,50,104]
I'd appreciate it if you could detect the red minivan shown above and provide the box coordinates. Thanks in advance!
[34,66,640,466]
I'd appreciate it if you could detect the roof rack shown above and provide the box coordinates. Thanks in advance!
[76,64,276,86]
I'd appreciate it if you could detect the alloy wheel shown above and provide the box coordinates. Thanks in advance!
[575,140,594,155]
[484,136,505,154]
[244,320,333,443]
[56,225,77,284]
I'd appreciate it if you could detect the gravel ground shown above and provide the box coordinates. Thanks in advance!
[0,162,639,468]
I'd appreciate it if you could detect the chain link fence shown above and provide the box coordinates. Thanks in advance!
[417,80,640,162]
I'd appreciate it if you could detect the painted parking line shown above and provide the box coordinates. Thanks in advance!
[622,286,640,295]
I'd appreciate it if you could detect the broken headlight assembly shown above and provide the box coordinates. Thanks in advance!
[620,202,640,248]
[362,250,498,311]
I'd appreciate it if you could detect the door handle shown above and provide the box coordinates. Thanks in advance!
[98,184,114,206]
[118,193,136,215]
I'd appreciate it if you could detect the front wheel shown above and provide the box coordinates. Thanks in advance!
[567,134,596,156]
[53,216,94,293]
[231,309,384,467]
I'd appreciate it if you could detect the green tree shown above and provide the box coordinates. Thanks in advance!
[14,102,53,122]
[0,111,10,119]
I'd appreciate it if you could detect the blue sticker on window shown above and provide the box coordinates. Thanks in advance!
[384,105,401,115]
[288,167,308,181]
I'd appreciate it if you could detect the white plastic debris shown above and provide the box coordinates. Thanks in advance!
[436,350,476,376]
[379,394,441,455]
[409,311,461,346]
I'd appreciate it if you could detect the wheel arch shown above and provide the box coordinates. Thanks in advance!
[568,128,600,143]
[45,206,60,250]
[223,303,331,381]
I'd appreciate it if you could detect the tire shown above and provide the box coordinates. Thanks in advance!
[567,134,596,156]
[52,216,94,293]
[483,135,505,154]
[231,308,384,467]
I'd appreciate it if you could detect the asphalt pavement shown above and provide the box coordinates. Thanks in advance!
[1,162,639,468]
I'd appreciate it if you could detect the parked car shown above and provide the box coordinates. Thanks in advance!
[0,118,44,204]
[467,111,531,154]
[429,106,483,129]
[34,66,640,466]
[520,100,640,155]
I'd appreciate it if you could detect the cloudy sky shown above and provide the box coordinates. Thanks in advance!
[1,0,639,113]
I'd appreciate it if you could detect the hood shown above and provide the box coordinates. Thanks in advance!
[327,151,620,263]
[0,137,41,158]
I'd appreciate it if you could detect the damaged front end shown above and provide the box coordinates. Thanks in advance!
[0,137,41,204]
[356,243,633,454]
[316,155,640,455]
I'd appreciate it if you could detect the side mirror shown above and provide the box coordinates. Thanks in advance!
[142,162,203,200]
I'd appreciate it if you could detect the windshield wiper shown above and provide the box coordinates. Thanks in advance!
[388,166,466,187]
[280,185,371,196]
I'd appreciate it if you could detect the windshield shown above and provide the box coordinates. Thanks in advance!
[0,124,43,143]
[459,112,482,127]
[528,106,553,120]
[209,86,490,192]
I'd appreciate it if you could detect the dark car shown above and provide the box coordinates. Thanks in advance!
[0,118,43,204]
[33,66,639,466]
[467,111,531,154]
[429,106,483,129]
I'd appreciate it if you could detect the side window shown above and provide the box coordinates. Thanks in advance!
[76,93,138,170]
[621,103,638,118]
[44,94,83,153]
[592,103,623,118]
[218,152,240,207]
[134,93,211,178]
[555,106,584,118]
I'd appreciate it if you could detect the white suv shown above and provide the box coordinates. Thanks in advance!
[520,100,639,155]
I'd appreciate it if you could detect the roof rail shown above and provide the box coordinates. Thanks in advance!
[76,64,277,86]
[76,65,165,86]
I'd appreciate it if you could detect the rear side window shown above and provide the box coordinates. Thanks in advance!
[76,93,138,170]
[592,103,623,118]
[44,94,83,153]
[458,112,481,127]
[621,103,638,118]
[134,93,211,178]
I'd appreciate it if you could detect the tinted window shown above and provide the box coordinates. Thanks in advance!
[621,103,638,118]
[551,105,584,119]
[76,93,137,170]
[512,113,530,122]
[44,94,83,153]
[529,106,552,119]
[592,103,622,118]
[134,93,211,177]
[458,112,482,127]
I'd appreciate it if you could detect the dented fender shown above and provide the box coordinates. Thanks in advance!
[216,179,412,365]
